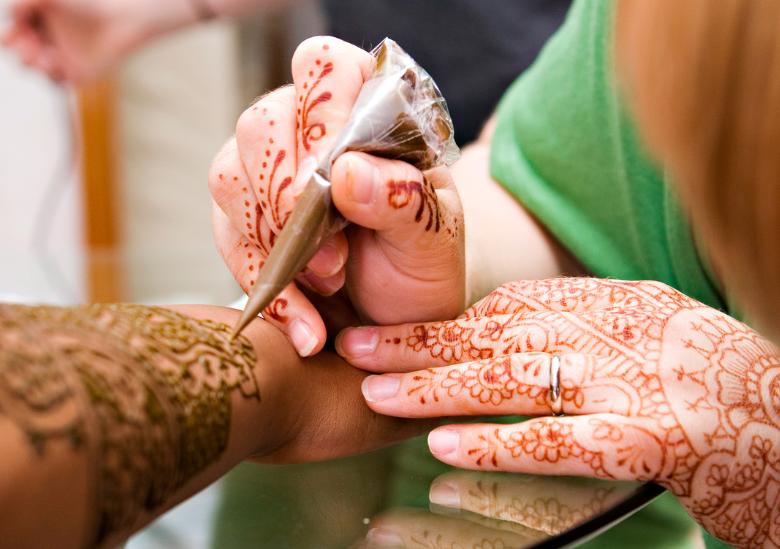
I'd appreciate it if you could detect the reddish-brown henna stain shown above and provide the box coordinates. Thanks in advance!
[266,150,293,229]
[299,58,334,151]
[387,177,441,232]
[264,298,289,323]
[400,278,780,548]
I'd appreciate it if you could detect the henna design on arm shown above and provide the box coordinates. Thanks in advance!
[0,303,258,546]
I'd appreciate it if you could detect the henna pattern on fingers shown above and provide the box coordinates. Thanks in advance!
[0,304,258,546]
[396,279,780,548]
[264,298,289,324]
[387,176,441,232]
[266,150,293,230]
[298,55,334,152]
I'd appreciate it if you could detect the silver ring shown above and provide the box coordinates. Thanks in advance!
[549,353,564,416]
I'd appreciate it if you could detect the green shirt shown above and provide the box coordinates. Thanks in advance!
[490,0,735,548]
[490,0,725,311]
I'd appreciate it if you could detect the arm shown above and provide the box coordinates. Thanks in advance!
[0,0,299,82]
[452,118,587,306]
[0,302,427,549]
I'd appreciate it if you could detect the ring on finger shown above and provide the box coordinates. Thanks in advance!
[549,353,564,417]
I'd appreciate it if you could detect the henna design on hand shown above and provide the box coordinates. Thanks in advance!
[298,54,334,152]
[381,278,780,548]
[387,176,441,232]
[0,304,258,546]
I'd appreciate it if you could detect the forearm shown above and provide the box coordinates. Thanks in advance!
[0,302,429,548]
[0,303,278,549]
[453,119,586,306]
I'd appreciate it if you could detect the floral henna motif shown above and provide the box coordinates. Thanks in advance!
[402,279,780,548]
[387,176,441,232]
[0,303,258,546]
[407,322,493,364]
[406,356,548,409]
[298,53,334,152]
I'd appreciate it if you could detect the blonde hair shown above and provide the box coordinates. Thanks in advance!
[616,0,780,335]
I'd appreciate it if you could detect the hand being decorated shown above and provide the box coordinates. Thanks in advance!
[337,278,780,549]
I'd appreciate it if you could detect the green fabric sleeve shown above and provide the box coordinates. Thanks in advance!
[489,0,725,311]
[487,0,740,548]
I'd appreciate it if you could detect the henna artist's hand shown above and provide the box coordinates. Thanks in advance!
[337,278,780,549]
[0,0,202,82]
[210,37,465,356]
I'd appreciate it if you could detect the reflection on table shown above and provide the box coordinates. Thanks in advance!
[128,434,698,549]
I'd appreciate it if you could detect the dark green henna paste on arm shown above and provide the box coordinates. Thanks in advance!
[0,303,258,547]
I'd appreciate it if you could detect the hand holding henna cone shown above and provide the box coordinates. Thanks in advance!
[231,38,460,340]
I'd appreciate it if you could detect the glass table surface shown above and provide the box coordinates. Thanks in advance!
[127,434,674,549]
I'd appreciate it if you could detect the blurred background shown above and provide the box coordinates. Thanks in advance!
[0,0,325,307]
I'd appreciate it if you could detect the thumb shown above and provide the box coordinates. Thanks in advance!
[330,151,466,323]
[331,152,462,252]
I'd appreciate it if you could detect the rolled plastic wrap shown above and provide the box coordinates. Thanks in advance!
[232,38,460,338]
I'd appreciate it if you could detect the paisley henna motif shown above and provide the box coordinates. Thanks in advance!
[299,57,334,152]
[387,176,441,232]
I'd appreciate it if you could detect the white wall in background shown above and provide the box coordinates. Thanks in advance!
[119,21,243,306]
[0,4,86,305]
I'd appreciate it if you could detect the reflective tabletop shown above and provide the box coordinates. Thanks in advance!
[127,435,675,549]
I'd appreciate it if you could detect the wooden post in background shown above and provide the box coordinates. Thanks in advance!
[78,78,124,303]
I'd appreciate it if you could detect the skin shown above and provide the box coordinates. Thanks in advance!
[0,302,430,549]
[210,37,580,357]
[0,0,296,82]
[338,278,780,549]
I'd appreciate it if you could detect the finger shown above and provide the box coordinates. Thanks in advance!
[213,205,326,356]
[9,27,44,66]
[235,86,299,234]
[297,231,348,296]
[331,153,459,239]
[463,278,642,319]
[330,153,465,323]
[427,415,664,482]
[361,353,637,417]
[429,471,640,535]
[365,507,537,549]
[291,36,373,159]
[336,310,595,372]
[209,136,275,256]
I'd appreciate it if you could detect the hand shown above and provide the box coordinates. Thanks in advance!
[210,36,465,356]
[1,0,198,81]
[337,278,780,549]
[362,471,642,547]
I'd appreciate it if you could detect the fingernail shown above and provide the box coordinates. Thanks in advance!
[293,156,318,194]
[308,242,344,277]
[429,429,459,456]
[429,482,460,508]
[289,319,318,357]
[300,268,344,296]
[366,528,403,547]
[337,327,379,358]
[348,157,381,204]
[362,375,400,402]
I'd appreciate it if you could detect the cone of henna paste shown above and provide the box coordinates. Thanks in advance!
[231,38,461,339]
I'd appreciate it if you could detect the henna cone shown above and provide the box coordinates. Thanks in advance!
[231,39,460,340]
